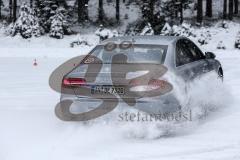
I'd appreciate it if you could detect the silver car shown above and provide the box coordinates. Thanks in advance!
[58,36,223,121]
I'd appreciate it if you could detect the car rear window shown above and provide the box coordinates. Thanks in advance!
[87,44,168,64]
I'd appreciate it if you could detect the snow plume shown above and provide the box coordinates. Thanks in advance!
[96,71,231,139]
[179,73,231,120]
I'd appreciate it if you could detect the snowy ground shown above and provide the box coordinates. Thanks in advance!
[1,24,240,159]
[1,48,240,160]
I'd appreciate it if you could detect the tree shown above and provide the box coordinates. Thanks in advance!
[140,23,154,35]
[30,0,33,8]
[55,0,68,7]
[206,0,212,17]
[13,0,17,22]
[229,0,234,20]
[0,0,3,19]
[161,0,192,24]
[98,0,104,22]
[197,0,203,24]
[77,0,83,22]
[116,0,120,22]
[234,0,239,14]
[49,10,64,39]
[179,1,183,23]
[77,0,89,23]
[141,0,155,25]
[223,0,227,19]
[34,0,56,32]
[49,7,70,38]
[34,0,59,32]
[9,0,12,21]
[149,0,154,23]
[11,3,41,38]
[139,0,167,34]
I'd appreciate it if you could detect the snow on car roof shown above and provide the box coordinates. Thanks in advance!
[100,36,180,45]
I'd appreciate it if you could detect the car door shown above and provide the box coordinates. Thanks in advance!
[175,39,209,81]
[187,39,219,76]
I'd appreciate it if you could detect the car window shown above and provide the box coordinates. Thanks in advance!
[89,44,168,64]
[176,40,195,66]
[185,39,205,61]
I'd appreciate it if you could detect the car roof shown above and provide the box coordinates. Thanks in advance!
[100,36,181,45]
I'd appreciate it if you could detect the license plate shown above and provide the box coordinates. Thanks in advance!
[91,86,125,95]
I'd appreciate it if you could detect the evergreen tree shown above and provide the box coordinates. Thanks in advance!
[160,0,192,24]
[49,10,64,39]
[161,0,177,21]
[34,0,70,34]
[161,22,172,35]
[141,0,155,25]
[49,7,70,38]
[140,0,166,34]
[11,3,41,38]
[95,25,113,41]
[34,0,58,33]
[140,23,154,35]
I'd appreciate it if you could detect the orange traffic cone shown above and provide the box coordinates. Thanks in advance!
[33,59,38,66]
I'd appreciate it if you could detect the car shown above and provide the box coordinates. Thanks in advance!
[57,36,223,121]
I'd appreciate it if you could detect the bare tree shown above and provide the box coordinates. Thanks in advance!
[98,0,104,22]
[149,0,155,23]
[13,0,17,22]
[77,0,83,23]
[197,0,203,23]
[223,0,227,19]
[77,0,89,23]
[229,0,234,20]
[116,0,120,22]
[234,0,239,14]
[180,1,183,23]
[9,0,12,21]
[0,0,2,19]
[206,0,212,17]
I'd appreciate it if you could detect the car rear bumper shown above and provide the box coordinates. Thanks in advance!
[60,93,181,115]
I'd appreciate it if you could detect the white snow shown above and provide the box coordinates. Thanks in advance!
[0,22,240,160]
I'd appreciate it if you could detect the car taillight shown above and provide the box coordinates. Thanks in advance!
[62,78,86,86]
[129,79,167,92]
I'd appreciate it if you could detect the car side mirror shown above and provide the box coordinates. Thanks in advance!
[205,52,216,59]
